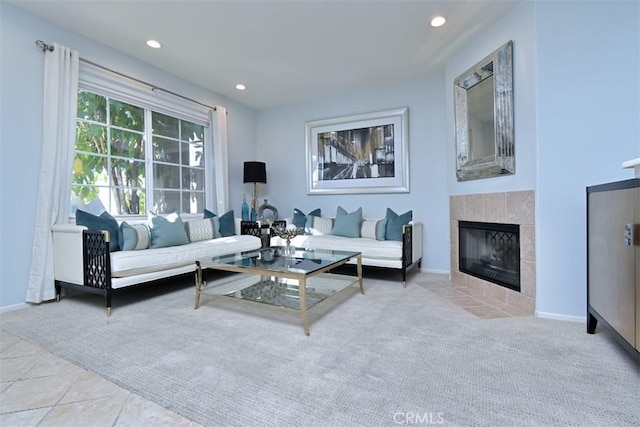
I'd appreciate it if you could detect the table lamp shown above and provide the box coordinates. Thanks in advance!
[243,161,267,220]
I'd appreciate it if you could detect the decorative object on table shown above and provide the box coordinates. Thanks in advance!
[241,193,250,221]
[243,161,266,221]
[257,199,278,223]
[260,226,271,248]
[273,224,303,257]
[305,107,409,195]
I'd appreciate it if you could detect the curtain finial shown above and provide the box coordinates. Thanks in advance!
[35,40,54,52]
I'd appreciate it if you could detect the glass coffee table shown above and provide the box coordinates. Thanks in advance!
[195,246,364,335]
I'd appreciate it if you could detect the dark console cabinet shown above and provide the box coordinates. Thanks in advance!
[587,178,639,361]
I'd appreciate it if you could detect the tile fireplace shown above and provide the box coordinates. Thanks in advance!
[458,221,520,292]
[450,190,535,315]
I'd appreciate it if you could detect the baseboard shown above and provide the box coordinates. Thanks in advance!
[422,268,450,276]
[0,302,29,314]
[535,311,586,323]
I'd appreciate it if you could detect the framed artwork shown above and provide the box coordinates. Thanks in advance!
[305,107,409,195]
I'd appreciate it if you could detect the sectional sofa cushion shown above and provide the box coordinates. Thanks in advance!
[361,218,387,240]
[306,216,334,235]
[218,210,236,236]
[149,212,190,248]
[385,208,413,241]
[119,222,150,250]
[330,206,363,238]
[184,217,220,242]
[109,235,262,278]
[75,210,121,252]
[287,234,402,261]
[293,208,321,229]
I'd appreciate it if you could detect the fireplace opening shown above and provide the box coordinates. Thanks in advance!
[458,221,520,292]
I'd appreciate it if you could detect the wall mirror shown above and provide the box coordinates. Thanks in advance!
[454,40,514,181]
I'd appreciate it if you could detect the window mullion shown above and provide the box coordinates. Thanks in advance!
[144,109,154,214]
[106,98,112,213]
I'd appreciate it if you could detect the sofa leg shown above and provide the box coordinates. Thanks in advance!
[55,282,61,302]
[106,292,112,317]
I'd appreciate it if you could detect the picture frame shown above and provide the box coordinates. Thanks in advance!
[306,107,409,195]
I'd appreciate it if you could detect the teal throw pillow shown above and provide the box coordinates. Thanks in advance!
[218,210,236,237]
[148,212,190,248]
[203,209,217,219]
[119,222,150,251]
[330,207,362,238]
[385,208,413,241]
[76,209,120,252]
[293,208,321,230]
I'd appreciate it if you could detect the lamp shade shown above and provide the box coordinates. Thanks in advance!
[243,161,267,183]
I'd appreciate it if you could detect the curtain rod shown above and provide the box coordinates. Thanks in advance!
[35,39,218,112]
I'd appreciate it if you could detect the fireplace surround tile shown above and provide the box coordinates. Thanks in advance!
[450,190,536,316]
[506,190,535,225]
[520,225,536,262]
[520,260,536,298]
[506,291,535,314]
[464,194,484,222]
[450,195,464,221]
[484,281,508,303]
[484,193,507,223]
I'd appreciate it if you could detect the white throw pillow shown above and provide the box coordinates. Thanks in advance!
[184,218,220,242]
[306,216,334,235]
[361,218,387,240]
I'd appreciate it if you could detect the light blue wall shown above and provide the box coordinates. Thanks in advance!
[446,0,538,194]
[0,3,257,309]
[444,0,639,319]
[3,1,638,319]
[257,0,640,319]
[255,73,451,274]
[534,0,639,318]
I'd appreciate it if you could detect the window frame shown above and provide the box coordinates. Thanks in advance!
[75,62,216,218]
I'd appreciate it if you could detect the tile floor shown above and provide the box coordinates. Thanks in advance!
[0,330,201,426]
[416,275,532,318]
[1,275,530,426]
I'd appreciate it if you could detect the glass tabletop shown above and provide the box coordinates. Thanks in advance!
[206,246,360,276]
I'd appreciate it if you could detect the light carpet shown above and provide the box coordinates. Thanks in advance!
[1,273,639,426]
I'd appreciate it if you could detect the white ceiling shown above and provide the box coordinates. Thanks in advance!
[11,0,519,110]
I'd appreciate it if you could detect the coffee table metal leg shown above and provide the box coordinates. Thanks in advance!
[299,276,310,336]
[357,254,364,294]
[194,261,202,309]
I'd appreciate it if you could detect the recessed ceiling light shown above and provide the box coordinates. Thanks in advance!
[146,40,162,49]
[430,16,446,27]
[235,84,246,91]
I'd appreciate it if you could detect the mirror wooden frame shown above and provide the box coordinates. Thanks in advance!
[454,40,514,181]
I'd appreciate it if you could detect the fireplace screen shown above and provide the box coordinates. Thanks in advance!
[458,221,520,292]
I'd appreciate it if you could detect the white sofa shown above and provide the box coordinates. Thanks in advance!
[271,217,423,286]
[52,218,261,316]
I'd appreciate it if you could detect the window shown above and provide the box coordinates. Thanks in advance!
[72,90,206,216]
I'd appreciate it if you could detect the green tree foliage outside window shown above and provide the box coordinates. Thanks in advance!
[73,91,206,216]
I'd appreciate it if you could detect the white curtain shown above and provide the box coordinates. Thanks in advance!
[26,44,79,303]
[211,107,229,213]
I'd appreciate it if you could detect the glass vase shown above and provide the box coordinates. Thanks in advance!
[284,240,295,258]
